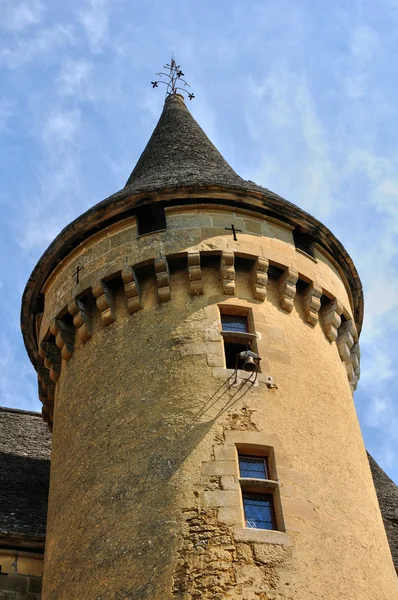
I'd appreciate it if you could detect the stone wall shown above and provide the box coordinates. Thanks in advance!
[35,207,362,426]
[0,550,43,599]
[39,261,397,599]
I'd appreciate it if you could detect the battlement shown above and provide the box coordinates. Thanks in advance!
[36,241,360,426]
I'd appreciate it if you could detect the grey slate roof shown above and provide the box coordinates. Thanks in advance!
[0,407,51,548]
[125,93,248,193]
[368,452,398,570]
[21,93,364,366]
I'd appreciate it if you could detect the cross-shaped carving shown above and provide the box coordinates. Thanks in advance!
[72,265,84,285]
[225,224,243,241]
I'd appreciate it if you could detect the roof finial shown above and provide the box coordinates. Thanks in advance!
[151,55,195,101]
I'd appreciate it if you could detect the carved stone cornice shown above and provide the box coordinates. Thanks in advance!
[21,192,364,369]
[35,250,361,428]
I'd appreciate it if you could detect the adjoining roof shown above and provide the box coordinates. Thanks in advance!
[368,452,398,571]
[21,92,364,366]
[0,407,51,548]
[125,94,247,192]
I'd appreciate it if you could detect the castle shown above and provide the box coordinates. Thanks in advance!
[0,66,397,599]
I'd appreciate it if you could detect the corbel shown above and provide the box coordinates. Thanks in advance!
[38,380,48,407]
[278,268,298,312]
[68,298,92,344]
[37,363,55,405]
[351,342,360,374]
[221,251,235,295]
[92,280,116,326]
[50,318,75,361]
[121,267,141,313]
[336,321,355,362]
[250,257,268,301]
[154,256,171,302]
[187,251,203,295]
[302,282,322,325]
[320,299,343,342]
[42,404,50,425]
[40,340,61,382]
[345,360,358,393]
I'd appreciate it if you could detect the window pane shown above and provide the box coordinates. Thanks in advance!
[239,456,268,479]
[243,494,275,530]
[221,315,248,333]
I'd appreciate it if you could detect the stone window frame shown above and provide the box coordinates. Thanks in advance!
[236,445,285,534]
[203,431,292,546]
[218,304,259,371]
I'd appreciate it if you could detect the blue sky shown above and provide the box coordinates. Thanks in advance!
[0,0,397,483]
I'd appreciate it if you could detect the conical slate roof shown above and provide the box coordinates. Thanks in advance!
[125,93,247,193]
[368,453,398,570]
[21,89,364,366]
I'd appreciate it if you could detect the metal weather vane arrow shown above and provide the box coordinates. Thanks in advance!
[151,56,195,100]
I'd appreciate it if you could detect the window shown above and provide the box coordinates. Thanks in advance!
[219,308,258,370]
[239,456,269,480]
[136,203,166,236]
[293,227,315,258]
[243,493,276,530]
[238,451,281,531]
[221,314,248,333]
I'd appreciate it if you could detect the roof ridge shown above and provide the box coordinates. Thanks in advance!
[0,406,42,417]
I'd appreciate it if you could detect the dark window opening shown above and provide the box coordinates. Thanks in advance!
[243,493,276,530]
[239,456,269,480]
[267,264,284,279]
[136,203,166,236]
[293,227,315,258]
[224,341,249,369]
[221,314,248,333]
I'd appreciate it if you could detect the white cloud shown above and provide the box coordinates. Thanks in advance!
[345,149,398,343]
[15,108,84,252]
[362,390,398,471]
[0,24,76,69]
[0,336,39,410]
[351,25,379,62]
[345,25,379,99]
[0,1,44,32]
[42,108,81,150]
[245,68,334,219]
[57,60,93,98]
[365,395,388,428]
[361,348,394,384]
[79,0,111,53]
[0,98,13,134]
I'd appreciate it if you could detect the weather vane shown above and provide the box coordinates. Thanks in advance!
[151,56,195,100]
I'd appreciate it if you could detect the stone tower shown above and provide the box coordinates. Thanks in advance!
[21,92,398,599]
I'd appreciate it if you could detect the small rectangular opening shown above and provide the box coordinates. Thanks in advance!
[242,493,277,530]
[136,203,166,236]
[221,314,249,333]
[219,306,259,371]
[239,456,270,480]
[293,227,315,258]
[224,341,250,369]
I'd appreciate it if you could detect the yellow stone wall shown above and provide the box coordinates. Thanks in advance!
[39,206,354,341]
[0,549,43,597]
[38,206,398,599]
